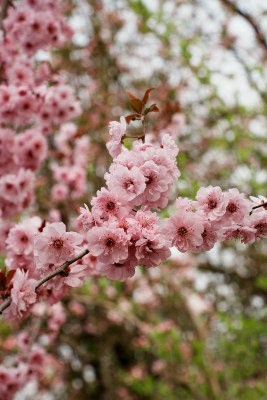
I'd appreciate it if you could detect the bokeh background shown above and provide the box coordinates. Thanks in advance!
[2,0,267,399]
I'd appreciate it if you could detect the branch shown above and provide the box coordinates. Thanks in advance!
[220,0,267,53]
[0,0,9,32]
[252,202,267,211]
[0,249,89,315]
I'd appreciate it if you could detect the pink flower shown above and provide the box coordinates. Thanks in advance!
[162,210,204,252]
[77,204,95,230]
[223,188,251,224]
[161,133,179,157]
[249,211,267,240]
[87,224,130,263]
[220,224,257,244]
[135,235,171,268]
[34,222,83,273]
[106,116,126,158]
[91,187,129,223]
[96,260,135,281]
[136,160,171,208]
[6,217,41,256]
[196,186,228,221]
[176,197,195,212]
[192,220,218,252]
[8,269,37,317]
[105,165,146,202]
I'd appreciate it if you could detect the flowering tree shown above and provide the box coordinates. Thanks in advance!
[0,0,267,399]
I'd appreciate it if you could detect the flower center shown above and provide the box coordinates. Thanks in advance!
[107,201,115,210]
[106,238,114,247]
[20,235,28,242]
[146,176,153,185]
[178,227,187,236]
[255,224,264,233]
[53,239,63,248]
[208,200,217,209]
[125,180,133,190]
[227,203,237,213]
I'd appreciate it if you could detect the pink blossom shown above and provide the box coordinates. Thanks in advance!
[96,260,135,281]
[34,222,83,272]
[223,188,251,224]
[249,211,267,240]
[176,197,195,212]
[162,210,204,252]
[136,160,171,208]
[192,220,218,252]
[220,223,257,244]
[106,116,126,158]
[196,186,228,221]
[135,235,171,268]
[105,165,146,202]
[87,224,130,263]
[77,204,96,230]
[6,217,41,256]
[91,187,129,223]
[8,269,37,317]
[161,133,179,157]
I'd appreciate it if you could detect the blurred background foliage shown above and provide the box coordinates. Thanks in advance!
[2,0,267,399]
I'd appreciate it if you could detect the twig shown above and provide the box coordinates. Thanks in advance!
[35,249,89,289]
[220,0,267,53]
[252,202,267,211]
[0,249,89,315]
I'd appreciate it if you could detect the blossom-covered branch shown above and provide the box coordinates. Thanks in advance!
[0,249,89,315]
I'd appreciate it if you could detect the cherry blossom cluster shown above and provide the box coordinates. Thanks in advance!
[0,345,47,400]
[77,117,267,282]
[78,118,179,280]
[1,0,72,57]
[51,123,90,201]
[0,302,67,400]
[163,188,267,253]
[0,0,81,220]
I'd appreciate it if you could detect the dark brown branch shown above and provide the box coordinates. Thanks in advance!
[35,249,89,289]
[252,202,267,211]
[0,0,9,32]
[0,249,89,315]
[221,0,267,53]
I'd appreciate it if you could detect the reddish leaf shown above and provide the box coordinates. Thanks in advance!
[148,104,159,113]
[130,99,143,114]
[0,272,6,291]
[6,270,15,286]
[125,114,138,124]
[126,91,137,100]
[142,88,154,105]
